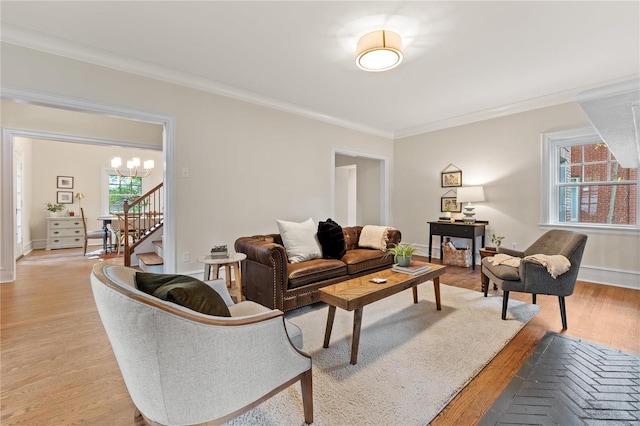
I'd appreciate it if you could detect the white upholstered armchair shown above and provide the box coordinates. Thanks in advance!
[90,264,313,425]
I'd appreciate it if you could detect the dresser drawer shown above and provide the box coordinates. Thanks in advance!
[48,236,84,249]
[49,219,84,229]
[50,227,84,237]
[430,223,473,237]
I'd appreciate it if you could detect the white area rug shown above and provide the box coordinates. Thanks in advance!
[227,283,540,425]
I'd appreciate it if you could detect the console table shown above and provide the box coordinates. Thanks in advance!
[428,221,488,270]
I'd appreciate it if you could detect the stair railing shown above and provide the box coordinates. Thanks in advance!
[123,183,164,267]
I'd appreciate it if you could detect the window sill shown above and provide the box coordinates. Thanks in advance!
[540,222,640,235]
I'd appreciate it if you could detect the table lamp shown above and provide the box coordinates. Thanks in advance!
[75,192,84,209]
[456,186,485,223]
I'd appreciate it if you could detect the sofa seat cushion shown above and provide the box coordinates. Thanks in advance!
[342,249,394,275]
[287,259,347,289]
[481,257,521,281]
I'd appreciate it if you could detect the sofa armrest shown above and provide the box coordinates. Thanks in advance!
[235,236,288,310]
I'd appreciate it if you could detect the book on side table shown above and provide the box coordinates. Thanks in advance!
[392,260,432,275]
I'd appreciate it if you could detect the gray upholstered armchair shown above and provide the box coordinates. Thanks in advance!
[481,229,587,329]
[90,264,313,425]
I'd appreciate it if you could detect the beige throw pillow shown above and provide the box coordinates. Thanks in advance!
[276,218,322,263]
[358,225,391,251]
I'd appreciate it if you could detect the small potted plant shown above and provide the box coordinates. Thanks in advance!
[487,233,505,252]
[45,202,65,217]
[387,243,418,267]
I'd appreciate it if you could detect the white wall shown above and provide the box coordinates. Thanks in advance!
[394,102,640,289]
[1,43,394,274]
[13,137,33,252]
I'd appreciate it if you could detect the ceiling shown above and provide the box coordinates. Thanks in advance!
[1,1,639,139]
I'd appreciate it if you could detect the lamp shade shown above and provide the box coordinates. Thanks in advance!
[75,192,84,200]
[456,186,485,203]
[356,30,403,72]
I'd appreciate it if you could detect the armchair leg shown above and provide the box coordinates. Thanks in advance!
[301,369,313,424]
[532,294,537,304]
[558,296,568,330]
[501,291,509,320]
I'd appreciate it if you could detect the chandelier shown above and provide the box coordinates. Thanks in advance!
[111,156,154,178]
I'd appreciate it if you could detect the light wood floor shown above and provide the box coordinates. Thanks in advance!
[1,249,638,425]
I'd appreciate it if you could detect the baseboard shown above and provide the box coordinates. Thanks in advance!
[414,243,639,290]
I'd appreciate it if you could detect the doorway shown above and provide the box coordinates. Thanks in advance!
[332,148,389,226]
[1,87,176,282]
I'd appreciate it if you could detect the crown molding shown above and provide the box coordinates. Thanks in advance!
[1,24,393,140]
[394,74,640,139]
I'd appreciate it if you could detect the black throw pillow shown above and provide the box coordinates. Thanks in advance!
[317,218,347,259]
[135,272,231,317]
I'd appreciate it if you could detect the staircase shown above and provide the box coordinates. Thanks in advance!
[138,240,164,273]
[123,183,164,271]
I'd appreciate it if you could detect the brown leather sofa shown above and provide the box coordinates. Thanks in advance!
[235,226,401,311]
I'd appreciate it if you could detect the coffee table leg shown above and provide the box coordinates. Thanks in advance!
[433,277,441,311]
[323,305,336,349]
[351,308,364,365]
[412,286,418,304]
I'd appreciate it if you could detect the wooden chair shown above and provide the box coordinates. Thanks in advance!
[80,208,106,255]
[114,213,139,255]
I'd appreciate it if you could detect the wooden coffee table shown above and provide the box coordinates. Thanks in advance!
[318,264,446,365]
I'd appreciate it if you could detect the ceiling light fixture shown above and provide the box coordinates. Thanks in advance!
[111,156,154,178]
[356,30,403,72]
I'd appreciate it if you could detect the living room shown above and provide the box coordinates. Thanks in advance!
[1,1,639,425]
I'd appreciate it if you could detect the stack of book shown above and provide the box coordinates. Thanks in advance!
[392,260,432,275]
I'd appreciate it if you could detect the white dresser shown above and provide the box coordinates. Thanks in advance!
[46,217,85,250]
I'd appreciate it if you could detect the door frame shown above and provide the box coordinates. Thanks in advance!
[331,147,389,225]
[1,86,176,282]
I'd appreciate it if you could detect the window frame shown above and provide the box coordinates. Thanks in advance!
[541,127,639,233]
[102,169,145,214]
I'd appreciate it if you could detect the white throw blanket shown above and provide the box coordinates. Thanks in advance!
[489,253,571,279]
[524,254,571,279]
[489,253,522,268]
[358,225,391,251]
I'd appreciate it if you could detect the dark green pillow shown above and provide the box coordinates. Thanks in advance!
[135,272,231,317]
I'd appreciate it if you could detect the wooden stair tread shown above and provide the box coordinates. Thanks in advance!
[153,240,163,248]
[137,253,164,265]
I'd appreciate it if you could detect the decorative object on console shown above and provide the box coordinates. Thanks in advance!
[456,186,485,223]
[45,201,65,217]
[210,245,228,258]
[387,243,418,267]
[440,164,463,188]
[356,30,403,72]
[111,156,154,178]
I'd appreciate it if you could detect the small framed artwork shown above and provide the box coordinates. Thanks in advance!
[441,197,462,213]
[441,171,462,188]
[57,191,74,204]
[57,176,74,189]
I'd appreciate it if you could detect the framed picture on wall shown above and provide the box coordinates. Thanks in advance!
[441,196,462,213]
[57,191,74,204]
[441,171,462,188]
[57,176,74,189]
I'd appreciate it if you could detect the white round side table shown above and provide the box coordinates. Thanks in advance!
[197,252,247,302]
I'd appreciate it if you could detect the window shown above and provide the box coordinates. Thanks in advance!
[542,128,638,229]
[108,175,143,213]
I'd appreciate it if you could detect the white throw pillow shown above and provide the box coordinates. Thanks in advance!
[276,218,323,263]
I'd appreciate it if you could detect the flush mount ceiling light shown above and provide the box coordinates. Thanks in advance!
[356,30,403,72]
